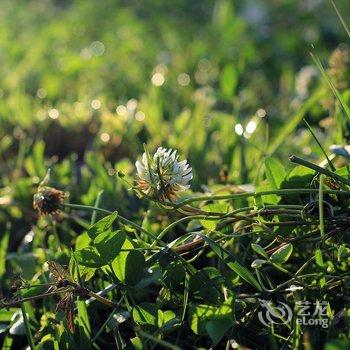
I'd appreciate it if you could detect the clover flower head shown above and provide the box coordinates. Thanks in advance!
[33,186,65,216]
[135,147,192,201]
[33,170,65,216]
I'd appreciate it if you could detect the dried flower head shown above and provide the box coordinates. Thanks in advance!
[33,186,65,215]
[135,147,192,201]
[33,169,65,216]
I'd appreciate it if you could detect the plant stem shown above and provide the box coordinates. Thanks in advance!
[289,155,350,186]
[64,203,152,237]
[167,188,350,208]
[91,190,104,225]
[20,301,35,350]
[304,119,336,171]
[87,290,116,308]
[63,203,198,275]
[147,214,219,253]
[92,307,118,343]
[319,174,325,238]
[1,291,61,309]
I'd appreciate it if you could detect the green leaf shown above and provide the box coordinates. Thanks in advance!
[0,230,9,277]
[77,300,91,350]
[87,211,118,239]
[338,245,350,261]
[251,244,269,259]
[220,64,238,97]
[251,259,267,268]
[264,157,286,190]
[198,234,262,291]
[94,230,125,263]
[24,141,46,178]
[75,232,91,250]
[132,303,160,327]
[189,267,224,303]
[205,318,232,345]
[315,248,324,267]
[315,249,326,289]
[200,202,228,230]
[160,310,178,331]
[69,256,96,282]
[163,262,186,288]
[189,297,234,344]
[281,166,315,194]
[74,247,107,268]
[110,240,145,286]
[270,244,293,264]
[0,309,18,322]
[130,337,143,350]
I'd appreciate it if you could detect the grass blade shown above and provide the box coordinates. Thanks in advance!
[330,0,350,39]
[304,119,335,171]
[198,234,262,291]
[20,301,35,350]
[310,48,350,122]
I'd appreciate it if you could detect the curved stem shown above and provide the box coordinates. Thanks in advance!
[290,155,350,186]
[164,188,350,209]
[63,203,153,238]
[63,203,197,275]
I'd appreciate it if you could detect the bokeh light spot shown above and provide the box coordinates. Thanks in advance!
[177,73,191,86]
[135,111,145,121]
[234,123,244,136]
[48,108,59,119]
[116,105,128,116]
[151,72,165,86]
[91,99,101,110]
[100,133,110,142]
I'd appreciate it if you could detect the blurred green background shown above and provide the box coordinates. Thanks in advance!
[1,0,350,242]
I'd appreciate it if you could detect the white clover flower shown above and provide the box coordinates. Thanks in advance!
[135,147,192,200]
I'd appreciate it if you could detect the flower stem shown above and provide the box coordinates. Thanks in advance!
[63,203,152,237]
[64,203,179,251]
[20,301,36,350]
[86,290,116,308]
[319,174,325,238]
[63,203,197,275]
[167,188,350,208]
[289,155,350,186]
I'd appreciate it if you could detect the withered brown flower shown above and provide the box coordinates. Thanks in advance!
[33,186,65,215]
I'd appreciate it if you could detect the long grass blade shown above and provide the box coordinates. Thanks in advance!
[310,48,350,122]
[330,0,350,39]
[304,119,335,171]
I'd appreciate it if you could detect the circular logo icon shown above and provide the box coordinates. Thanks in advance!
[258,299,293,326]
